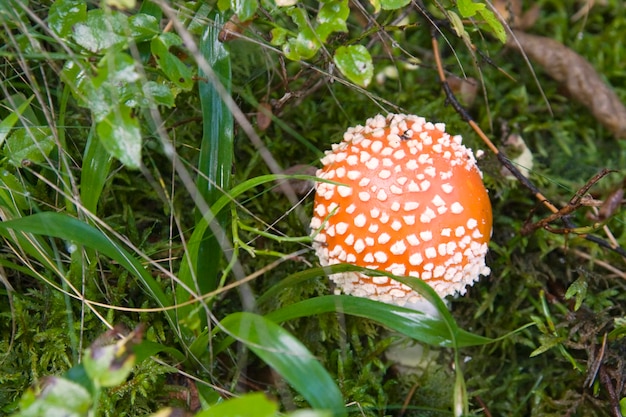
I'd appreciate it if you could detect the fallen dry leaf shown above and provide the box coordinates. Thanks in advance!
[506,29,626,138]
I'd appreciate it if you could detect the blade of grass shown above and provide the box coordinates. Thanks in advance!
[0,95,34,147]
[195,10,233,296]
[220,312,347,416]
[0,212,175,325]
[80,122,112,214]
[265,294,493,348]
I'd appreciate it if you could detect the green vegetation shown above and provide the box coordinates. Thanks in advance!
[1,0,625,416]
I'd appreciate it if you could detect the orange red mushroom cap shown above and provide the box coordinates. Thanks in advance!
[310,114,492,305]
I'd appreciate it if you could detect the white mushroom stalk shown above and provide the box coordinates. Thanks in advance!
[310,114,493,306]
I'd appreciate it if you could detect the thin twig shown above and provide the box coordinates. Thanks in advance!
[427,24,626,259]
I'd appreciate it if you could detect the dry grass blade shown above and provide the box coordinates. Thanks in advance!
[506,29,626,138]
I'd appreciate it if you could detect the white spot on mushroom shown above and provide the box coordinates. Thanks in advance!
[409,253,424,266]
[390,240,407,255]
[424,166,436,177]
[403,215,415,225]
[406,234,420,246]
[403,201,420,211]
[390,185,403,194]
[354,214,367,227]
[420,207,436,223]
[431,195,445,207]
[391,220,402,231]
[391,201,401,211]
[377,189,388,201]
[451,202,464,214]
[455,226,466,237]
[337,185,352,197]
[368,224,379,233]
[378,233,391,244]
[387,264,406,276]
[354,239,366,253]
[408,181,420,192]
[441,228,451,237]
[363,253,374,263]
[419,230,433,241]
[393,150,406,160]
[374,251,388,263]
[420,180,431,191]
[371,141,383,153]
[380,213,390,223]
[467,218,478,229]
[344,234,354,245]
[346,204,356,214]
[373,276,389,284]
[406,159,418,170]
[397,176,408,185]
[379,170,391,179]
[434,265,446,278]
[336,167,346,178]
[336,222,349,235]
[441,183,454,194]
[360,151,371,163]
[315,204,326,217]
[366,158,379,170]
[347,170,361,180]
[347,155,358,166]
[370,207,380,218]
[359,177,370,187]
[425,247,437,259]
[358,191,371,202]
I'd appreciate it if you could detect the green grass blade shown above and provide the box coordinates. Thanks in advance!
[266,295,493,348]
[0,95,34,147]
[0,212,175,324]
[81,124,113,214]
[195,10,233,295]
[220,312,347,416]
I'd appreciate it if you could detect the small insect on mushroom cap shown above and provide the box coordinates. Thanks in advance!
[310,113,492,306]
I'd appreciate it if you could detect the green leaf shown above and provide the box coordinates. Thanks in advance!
[379,0,410,10]
[333,45,373,88]
[15,377,92,417]
[141,81,175,107]
[4,127,54,167]
[150,33,194,90]
[72,9,129,53]
[0,170,32,211]
[316,0,349,41]
[231,0,258,22]
[270,27,288,46]
[195,393,277,417]
[457,0,485,17]
[564,276,588,311]
[96,105,142,169]
[48,0,87,38]
[477,8,507,43]
[220,312,347,416]
[84,343,135,388]
[128,13,160,42]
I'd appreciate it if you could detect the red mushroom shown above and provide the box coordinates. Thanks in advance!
[310,114,492,305]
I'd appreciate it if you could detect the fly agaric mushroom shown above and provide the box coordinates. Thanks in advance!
[310,113,492,305]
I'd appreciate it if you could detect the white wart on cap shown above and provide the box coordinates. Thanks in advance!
[310,113,492,305]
